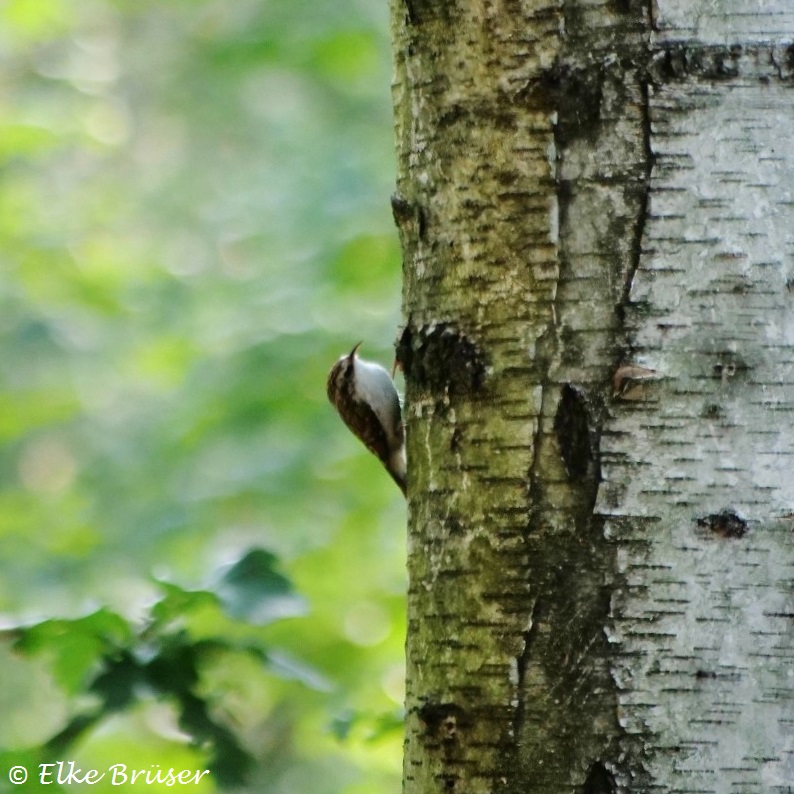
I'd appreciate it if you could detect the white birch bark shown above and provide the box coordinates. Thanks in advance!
[599,3,794,791]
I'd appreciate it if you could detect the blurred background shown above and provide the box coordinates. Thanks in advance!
[0,0,405,791]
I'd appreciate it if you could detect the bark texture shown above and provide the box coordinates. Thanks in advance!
[392,1,793,792]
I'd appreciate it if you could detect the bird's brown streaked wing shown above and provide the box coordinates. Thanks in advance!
[343,397,406,495]
[340,397,392,468]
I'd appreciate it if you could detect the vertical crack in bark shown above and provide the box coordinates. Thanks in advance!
[619,76,653,325]
[508,596,541,747]
[646,0,658,32]
[509,328,556,762]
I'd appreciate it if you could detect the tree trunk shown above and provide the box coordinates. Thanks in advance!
[391,2,794,792]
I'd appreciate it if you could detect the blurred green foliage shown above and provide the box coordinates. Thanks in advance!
[0,0,405,791]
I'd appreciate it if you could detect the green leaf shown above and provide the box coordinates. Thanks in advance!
[14,609,133,695]
[215,548,307,624]
[329,709,357,740]
[150,580,221,627]
[143,632,201,694]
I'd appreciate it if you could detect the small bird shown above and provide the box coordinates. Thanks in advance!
[327,343,407,496]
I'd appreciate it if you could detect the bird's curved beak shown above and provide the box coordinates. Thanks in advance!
[348,341,363,359]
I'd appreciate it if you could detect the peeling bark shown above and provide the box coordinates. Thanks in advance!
[391,1,794,792]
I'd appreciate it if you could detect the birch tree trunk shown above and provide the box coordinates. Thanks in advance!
[391,1,794,792]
